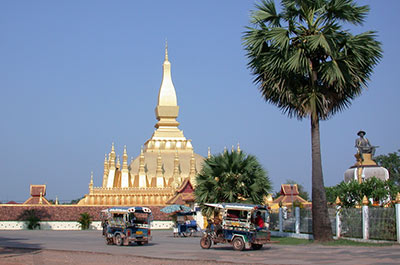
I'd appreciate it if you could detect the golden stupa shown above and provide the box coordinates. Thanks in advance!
[78,44,204,206]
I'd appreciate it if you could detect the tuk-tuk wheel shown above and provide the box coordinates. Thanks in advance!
[183,227,196,237]
[137,241,144,246]
[200,236,212,249]
[115,234,123,246]
[106,238,113,245]
[232,237,245,251]
[251,243,263,250]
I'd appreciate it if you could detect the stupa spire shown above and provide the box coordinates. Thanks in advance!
[144,43,187,152]
[165,39,168,61]
[157,41,177,107]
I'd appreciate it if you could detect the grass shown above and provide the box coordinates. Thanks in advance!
[270,237,395,247]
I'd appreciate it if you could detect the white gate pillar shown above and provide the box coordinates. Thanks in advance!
[335,197,341,238]
[362,195,369,240]
[295,207,300,234]
[396,193,400,244]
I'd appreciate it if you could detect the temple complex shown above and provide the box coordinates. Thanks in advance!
[78,45,204,206]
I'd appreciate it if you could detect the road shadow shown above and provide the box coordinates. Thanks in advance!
[0,236,43,258]
[208,244,272,252]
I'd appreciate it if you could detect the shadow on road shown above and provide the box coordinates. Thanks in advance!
[0,236,43,258]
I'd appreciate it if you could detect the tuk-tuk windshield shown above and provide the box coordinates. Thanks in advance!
[252,210,269,230]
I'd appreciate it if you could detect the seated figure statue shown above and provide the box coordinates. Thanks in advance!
[355,130,378,161]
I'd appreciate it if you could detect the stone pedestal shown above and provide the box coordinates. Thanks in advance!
[344,153,389,183]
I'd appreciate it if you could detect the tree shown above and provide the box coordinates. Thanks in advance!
[195,150,272,217]
[243,0,382,241]
[326,178,399,207]
[375,149,400,185]
[78,212,92,230]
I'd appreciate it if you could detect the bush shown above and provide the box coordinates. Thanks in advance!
[19,209,41,230]
[78,212,92,230]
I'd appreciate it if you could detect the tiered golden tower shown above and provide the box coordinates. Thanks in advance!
[78,44,204,206]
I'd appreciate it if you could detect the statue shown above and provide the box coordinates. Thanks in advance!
[355,130,378,161]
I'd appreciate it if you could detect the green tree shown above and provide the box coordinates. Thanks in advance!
[243,0,382,241]
[195,150,272,217]
[78,212,92,230]
[326,178,399,207]
[18,209,40,230]
[375,149,400,185]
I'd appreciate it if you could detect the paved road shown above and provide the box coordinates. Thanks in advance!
[0,230,399,264]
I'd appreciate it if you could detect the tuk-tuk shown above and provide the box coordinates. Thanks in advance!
[200,203,271,251]
[174,211,199,237]
[101,206,152,246]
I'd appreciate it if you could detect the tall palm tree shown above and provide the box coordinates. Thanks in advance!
[243,0,382,241]
[195,150,272,217]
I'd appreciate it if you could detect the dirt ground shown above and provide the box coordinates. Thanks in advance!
[0,247,234,265]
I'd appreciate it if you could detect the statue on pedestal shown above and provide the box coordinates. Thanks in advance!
[344,130,388,183]
[355,130,378,161]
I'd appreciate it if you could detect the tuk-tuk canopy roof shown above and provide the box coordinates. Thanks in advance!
[101,206,152,214]
[204,203,268,211]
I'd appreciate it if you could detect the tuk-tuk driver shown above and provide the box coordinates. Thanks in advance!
[255,211,264,230]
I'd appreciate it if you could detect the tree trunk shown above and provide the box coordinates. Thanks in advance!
[311,117,333,241]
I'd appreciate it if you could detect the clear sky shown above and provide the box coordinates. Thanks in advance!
[1,0,399,203]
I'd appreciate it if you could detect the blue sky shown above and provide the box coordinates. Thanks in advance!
[1,0,399,202]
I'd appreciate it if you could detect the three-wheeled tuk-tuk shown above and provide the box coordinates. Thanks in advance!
[200,203,271,251]
[101,206,153,246]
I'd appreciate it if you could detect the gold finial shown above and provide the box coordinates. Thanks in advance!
[362,195,369,205]
[90,171,93,184]
[122,145,128,170]
[207,147,211,159]
[396,192,400,203]
[165,39,168,61]
[231,145,234,153]
[237,143,241,153]
[335,196,341,205]
[111,142,115,152]
[55,196,59,205]
[39,192,43,205]
[116,155,121,169]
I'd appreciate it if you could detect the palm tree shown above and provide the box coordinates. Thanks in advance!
[195,149,272,217]
[243,0,382,241]
[78,212,92,230]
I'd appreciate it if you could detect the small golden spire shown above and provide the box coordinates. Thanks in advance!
[55,196,59,205]
[122,145,128,170]
[165,39,168,61]
[39,192,43,205]
[335,196,341,205]
[156,150,163,176]
[207,147,211,159]
[231,145,234,153]
[237,143,241,153]
[109,143,116,168]
[396,192,400,203]
[173,149,180,177]
[189,150,196,176]
[362,195,369,205]
[116,155,121,169]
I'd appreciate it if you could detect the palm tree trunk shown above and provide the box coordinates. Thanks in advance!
[311,116,333,241]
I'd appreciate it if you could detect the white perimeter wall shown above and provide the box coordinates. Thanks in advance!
[0,221,173,230]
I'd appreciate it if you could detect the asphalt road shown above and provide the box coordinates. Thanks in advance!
[0,230,399,264]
